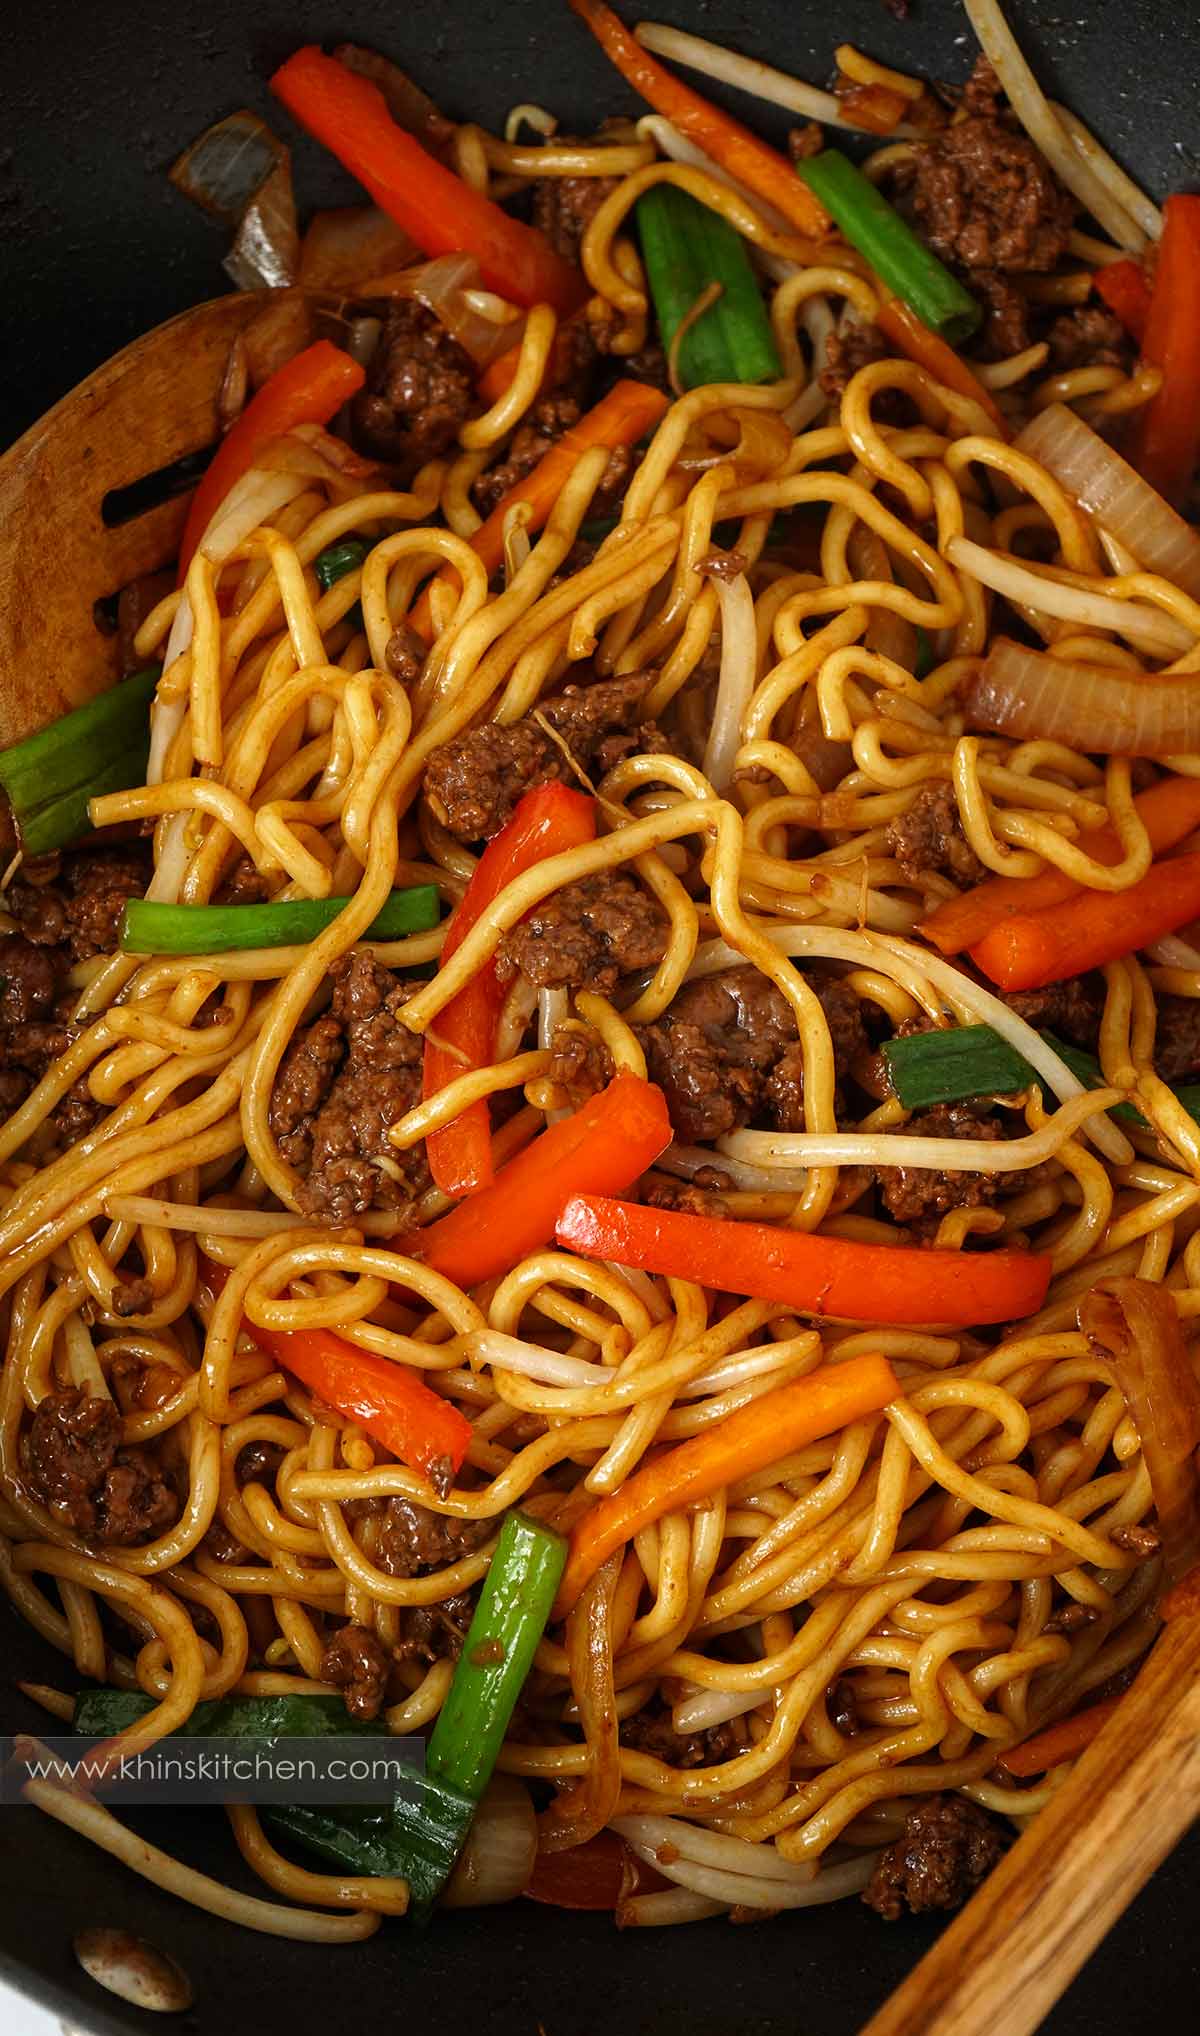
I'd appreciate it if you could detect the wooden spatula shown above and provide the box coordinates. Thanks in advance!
[857,1597,1200,2036]
[0,293,261,746]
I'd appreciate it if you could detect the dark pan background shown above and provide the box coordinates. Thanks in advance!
[1,1,1198,2030]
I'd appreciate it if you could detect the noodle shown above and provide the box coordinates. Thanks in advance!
[1,5,1189,1948]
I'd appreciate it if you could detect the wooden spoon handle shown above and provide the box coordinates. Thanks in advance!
[858,1612,1200,2036]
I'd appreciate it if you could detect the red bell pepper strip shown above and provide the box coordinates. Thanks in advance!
[556,1194,1052,1327]
[970,850,1200,992]
[424,783,596,1197]
[271,46,586,315]
[205,1260,470,1485]
[1092,257,1152,345]
[997,1697,1123,1777]
[1127,194,1200,508]
[554,1353,899,1614]
[566,0,830,241]
[420,1072,672,1289]
[524,1830,665,1909]
[178,339,365,578]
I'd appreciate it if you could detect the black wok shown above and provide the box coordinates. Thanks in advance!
[1,2,1198,2030]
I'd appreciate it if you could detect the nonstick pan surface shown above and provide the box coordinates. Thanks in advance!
[1,3,1198,2030]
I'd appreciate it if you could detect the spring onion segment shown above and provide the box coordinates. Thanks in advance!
[635,182,782,388]
[426,1509,567,1802]
[120,886,440,954]
[0,668,159,857]
[313,536,369,590]
[884,1020,1200,1130]
[794,150,980,344]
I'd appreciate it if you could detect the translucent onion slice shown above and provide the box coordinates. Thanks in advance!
[967,636,1200,757]
[702,570,757,792]
[1018,404,1200,601]
[1080,1279,1200,1587]
[440,1776,537,1909]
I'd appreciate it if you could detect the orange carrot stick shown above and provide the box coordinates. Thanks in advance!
[996,1697,1123,1778]
[554,1353,899,1614]
[920,775,1200,956]
[971,850,1200,992]
[874,295,1007,437]
[410,377,669,638]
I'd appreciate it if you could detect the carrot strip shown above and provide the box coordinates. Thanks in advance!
[970,850,1200,992]
[178,340,365,577]
[411,377,669,637]
[1092,257,1151,344]
[554,1353,899,1613]
[420,1073,672,1289]
[920,775,1200,955]
[874,295,1008,436]
[566,0,830,241]
[424,784,596,1197]
[271,46,586,315]
[996,1697,1123,1777]
[1128,194,1200,508]
[556,1193,1052,1327]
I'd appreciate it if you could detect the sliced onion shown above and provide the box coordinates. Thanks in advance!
[1080,1279,1200,1587]
[299,205,418,292]
[358,254,523,367]
[466,1329,608,1389]
[702,570,756,791]
[1018,405,1200,602]
[170,111,298,290]
[967,636,1200,756]
[441,1776,537,1908]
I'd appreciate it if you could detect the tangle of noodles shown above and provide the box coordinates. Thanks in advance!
[1,0,1192,1948]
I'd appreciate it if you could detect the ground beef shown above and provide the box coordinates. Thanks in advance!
[642,1170,731,1218]
[821,321,891,402]
[214,855,272,906]
[906,77,1076,274]
[886,782,986,890]
[498,869,669,993]
[115,570,173,676]
[472,391,632,518]
[863,1793,1010,1919]
[0,933,60,1032]
[109,1275,154,1318]
[547,1023,614,1106]
[532,172,619,265]
[1154,996,1200,1083]
[393,1591,476,1665]
[973,270,1033,358]
[878,1101,1016,1227]
[1047,305,1132,372]
[269,951,429,1223]
[637,966,868,1144]
[828,1678,860,1736]
[385,624,426,686]
[375,1497,492,1578]
[6,841,150,964]
[422,671,661,842]
[22,1388,177,1545]
[1003,975,1104,1051]
[235,1441,287,1486]
[620,1704,742,1768]
[351,300,475,474]
[321,1622,390,1721]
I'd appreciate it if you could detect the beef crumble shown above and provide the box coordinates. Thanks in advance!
[905,59,1075,276]
[1047,305,1131,372]
[321,1622,390,1721]
[498,869,669,994]
[621,1704,742,1768]
[393,1591,476,1665]
[472,391,632,518]
[637,965,868,1144]
[352,300,475,474]
[6,841,150,963]
[374,1497,492,1578]
[1153,996,1200,1082]
[532,166,619,264]
[22,1388,177,1546]
[1003,975,1104,1052]
[878,1100,1039,1230]
[269,950,429,1223]
[821,320,892,402]
[547,1023,615,1105]
[886,782,986,890]
[422,671,663,841]
[863,1793,1010,1919]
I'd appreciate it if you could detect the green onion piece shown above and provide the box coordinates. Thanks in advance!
[119,885,441,955]
[635,184,782,389]
[73,1688,475,1916]
[794,150,981,345]
[0,668,159,855]
[883,1023,1034,1109]
[913,627,935,681]
[314,538,369,591]
[426,1510,566,1803]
